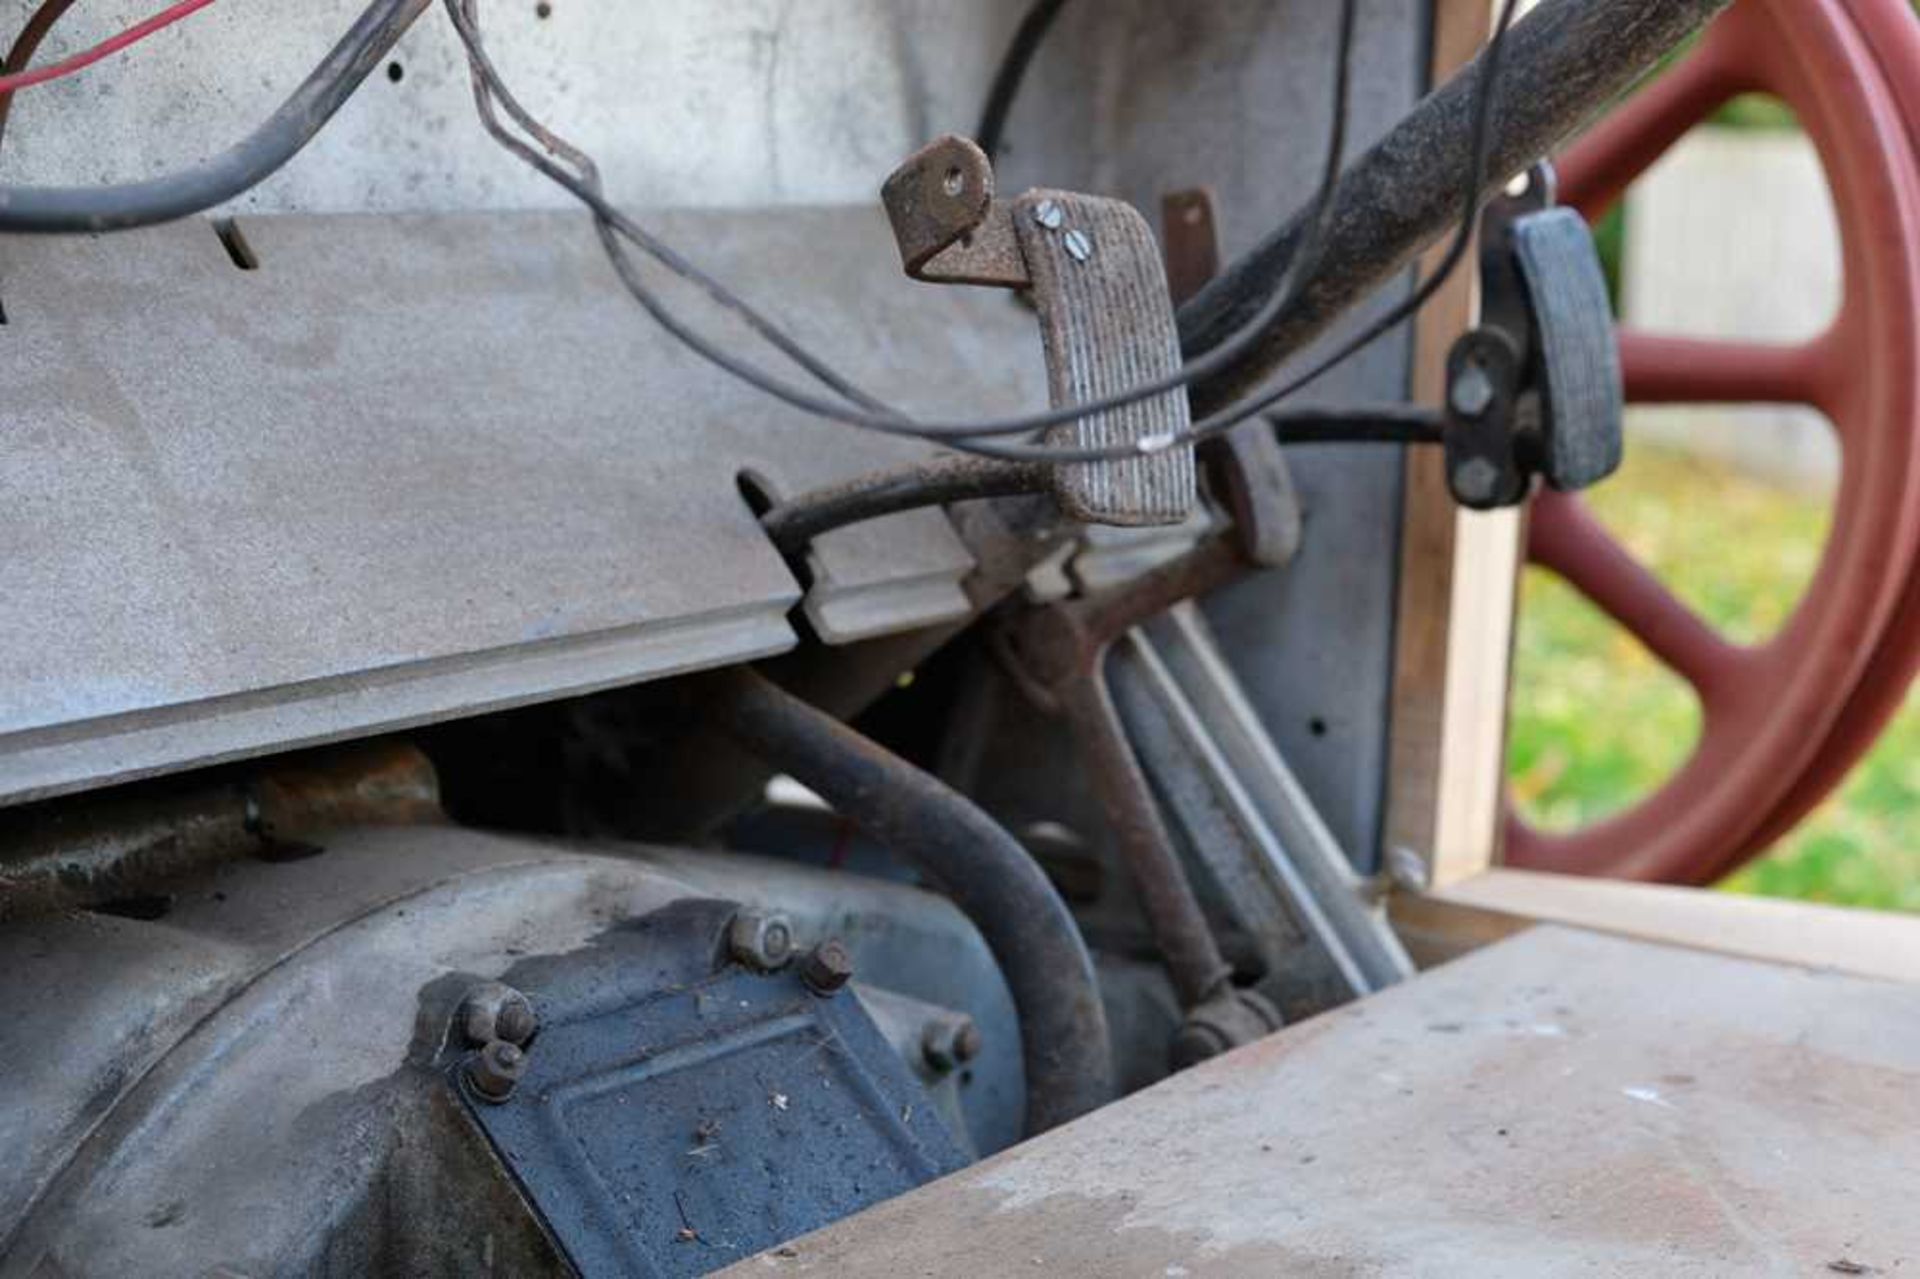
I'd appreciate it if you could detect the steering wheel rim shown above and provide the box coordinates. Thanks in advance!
[1503,0,1920,884]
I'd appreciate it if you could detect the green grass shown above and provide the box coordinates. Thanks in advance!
[1508,444,1920,910]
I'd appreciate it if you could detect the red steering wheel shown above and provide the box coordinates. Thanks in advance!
[1505,0,1920,884]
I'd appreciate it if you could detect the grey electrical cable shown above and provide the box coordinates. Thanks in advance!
[0,0,430,233]
[444,0,1367,453]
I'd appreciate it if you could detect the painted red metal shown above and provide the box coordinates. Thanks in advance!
[1505,0,1920,884]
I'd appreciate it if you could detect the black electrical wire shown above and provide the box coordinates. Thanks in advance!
[444,0,1361,453]
[759,404,1446,550]
[1182,0,1527,444]
[760,457,1051,557]
[0,0,428,233]
[975,0,1071,162]
[1267,403,1445,446]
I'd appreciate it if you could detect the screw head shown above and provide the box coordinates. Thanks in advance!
[1062,227,1093,263]
[1032,199,1064,230]
[727,910,795,971]
[800,939,854,995]
[1450,457,1502,505]
[460,981,537,1047]
[1448,361,1496,419]
[466,1038,526,1103]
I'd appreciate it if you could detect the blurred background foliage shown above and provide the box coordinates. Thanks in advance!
[1509,446,1920,911]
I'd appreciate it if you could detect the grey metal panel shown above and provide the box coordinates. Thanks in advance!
[2,0,1424,844]
[733,925,1920,1276]
[0,208,1043,804]
[0,0,1030,216]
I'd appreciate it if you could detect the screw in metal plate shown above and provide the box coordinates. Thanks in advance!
[800,938,854,995]
[1062,227,1093,263]
[1448,361,1496,419]
[1032,198,1064,230]
[727,910,795,971]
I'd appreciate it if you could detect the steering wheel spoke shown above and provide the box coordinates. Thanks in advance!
[1527,490,1748,702]
[1620,330,1836,414]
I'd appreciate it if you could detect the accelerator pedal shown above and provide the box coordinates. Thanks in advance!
[881,135,1195,527]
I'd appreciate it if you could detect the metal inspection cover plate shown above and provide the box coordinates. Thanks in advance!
[456,906,966,1278]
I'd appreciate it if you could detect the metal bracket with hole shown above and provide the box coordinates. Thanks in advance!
[881,135,1197,528]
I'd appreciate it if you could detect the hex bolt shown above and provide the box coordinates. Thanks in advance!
[921,1016,983,1073]
[800,938,854,995]
[1448,360,1496,419]
[460,981,538,1047]
[465,1039,526,1103]
[727,910,795,971]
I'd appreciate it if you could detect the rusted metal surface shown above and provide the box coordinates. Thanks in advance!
[879,134,1028,288]
[1014,188,1196,527]
[702,665,1113,1134]
[880,137,1196,528]
[732,925,1920,1276]
[1159,188,1221,309]
[0,738,439,921]
[993,535,1251,1021]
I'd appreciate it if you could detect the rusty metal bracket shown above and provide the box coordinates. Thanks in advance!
[880,135,1028,288]
[881,134,1197,529]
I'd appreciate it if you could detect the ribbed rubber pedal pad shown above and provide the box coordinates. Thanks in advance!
[882,136,1196,528]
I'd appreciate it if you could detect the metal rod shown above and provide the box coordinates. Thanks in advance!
[1056,672,1235,1009]
[702,665,1115,1135]
[1176,0,1734,411]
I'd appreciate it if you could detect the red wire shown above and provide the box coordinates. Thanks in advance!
[0,0,218,95]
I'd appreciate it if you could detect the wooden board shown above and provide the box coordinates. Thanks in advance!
[731,926,1920,1276]
[1401,866,1920,985]
[1384,0,1528,887]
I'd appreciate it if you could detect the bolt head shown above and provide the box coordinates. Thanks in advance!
[466,1038,527,1103]
[460,981,537,1047]
[728,911,795,971]
[921,1015,982,1072]
[1448,361,1496,419]
[800,938,854,994]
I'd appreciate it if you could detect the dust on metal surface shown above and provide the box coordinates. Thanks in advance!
[456,900,966,1278]
[729,926,1920,1276]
